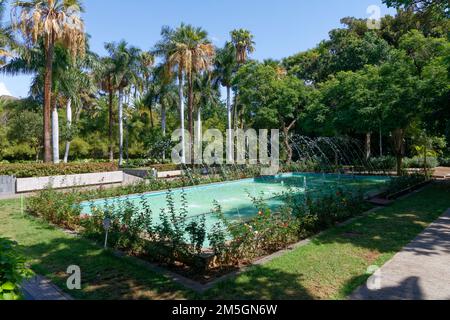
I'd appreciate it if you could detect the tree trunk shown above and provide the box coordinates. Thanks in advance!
[226,85,233,163]
[118,90,124,167]
[161,103,166,161]
[196,106,202,160]
[282,120,297,164]
[63,98,72,163]
[365,132,371,161]
[149,97,155,128]
[379,126,383,157]
[43,44,55,163]
[283,128,293,164]
[392,128,405,176]
[51,96,59,164]
[108,87,114,162]
[423,146,428,176]
[187,74,194,163]
[179,72,186,164]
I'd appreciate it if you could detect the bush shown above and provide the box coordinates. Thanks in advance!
[0,162,119,178]
[369,156,397,170]
[80,190,209,270]
[403,157,438,169]
[384,174,428,197]
[439,157,450,167]
[0,238,33,300]
[27,189,83,229]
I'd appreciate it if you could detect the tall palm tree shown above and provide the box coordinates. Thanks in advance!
[154,23,215,164]
[11,0,85,163]
[230,29,255,130]
[61,52,97,163]
[104,41,141,166]
[193,71,220,149]
[230,29,255,65]
[94,56,116,162]
[215,42,237,162]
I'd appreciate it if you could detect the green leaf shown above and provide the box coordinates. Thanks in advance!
[1,282,16,291]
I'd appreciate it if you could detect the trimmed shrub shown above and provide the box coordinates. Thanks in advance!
[0,162,119,178]
[0,238,33,300]
[403,157,438,169]
[369,156,397,170]
[439,158,450,167]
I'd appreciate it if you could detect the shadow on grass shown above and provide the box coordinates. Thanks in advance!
[314,182,450,298]
[19,236,193,300]
[203,265,313,300]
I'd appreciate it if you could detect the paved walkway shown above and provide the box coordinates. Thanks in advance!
[22,275,73,300]
[351,209,450,300]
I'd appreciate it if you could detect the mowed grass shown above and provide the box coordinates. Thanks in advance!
[203,182,450,300]
[0,198,193,300]
[1,182,449,300]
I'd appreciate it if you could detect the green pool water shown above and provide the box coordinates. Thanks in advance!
[80,173,390,232]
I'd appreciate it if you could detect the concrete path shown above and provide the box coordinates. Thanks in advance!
[22,275,73,300]
[351,209,450,300]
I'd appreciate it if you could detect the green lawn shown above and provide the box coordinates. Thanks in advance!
[1,182,449,300]
[0,198,194,300]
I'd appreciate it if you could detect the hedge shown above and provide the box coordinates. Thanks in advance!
[0,162,119,178]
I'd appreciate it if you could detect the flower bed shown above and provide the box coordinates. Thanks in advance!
[26,181,370,282]
[382,174,430,200]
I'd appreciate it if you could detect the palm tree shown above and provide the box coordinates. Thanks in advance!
[11,0,85,163]
[230,29,255,130]
[104,41,141,166]
[94,56,116,162]
[61,52,97,162]
[154,24,215,164]
[230,29,255,65]
[193,71,220,150]
[215,42,237,162]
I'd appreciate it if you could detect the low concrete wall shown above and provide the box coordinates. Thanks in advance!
[16,171,124,193]
[157,170,183,179]
[0,176,16,196]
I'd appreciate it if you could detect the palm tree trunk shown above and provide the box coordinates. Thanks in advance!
[392,128,405,176]
[149,99,155,129]
[187,74,194,163]
[118,90,124,167]
[43,44,55,163]
[51,99,60,164]
[365,132,371,161]
[161,103,167,161]
[108,88,114,162]
[179,72,186,164]
[226,85,233,163]
[379,126,383,157]
[63,98,72,163]
[196,106,202,163]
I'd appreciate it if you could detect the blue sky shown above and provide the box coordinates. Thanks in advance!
[1,0,396,97]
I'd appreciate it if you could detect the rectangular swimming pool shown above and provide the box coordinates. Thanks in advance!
[80,173,390,231]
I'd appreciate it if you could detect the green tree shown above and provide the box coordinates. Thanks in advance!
[12,0,86,163]
[214,42,237,161]
[154,23,215,164]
